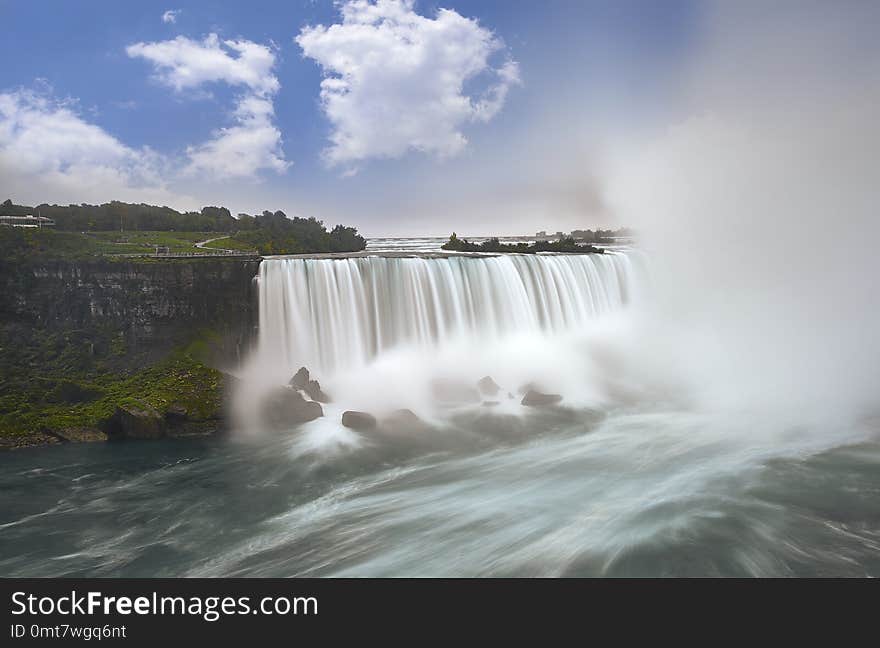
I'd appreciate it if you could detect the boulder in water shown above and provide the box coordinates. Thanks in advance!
[262,386,323,429]
[289,366,330,403]
[290,367,309,385]
[521,390,563,407]
[477,376,501,396]
[342,411,377,430]
[431,379,481,404]
[103,402,165,440]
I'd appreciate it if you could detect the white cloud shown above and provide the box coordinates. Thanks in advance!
[126,34,278,95]
[296,0,520,167]
[0,87,189,206]
[162,10,180,25]
[185,96,288,178]
[126,34,289,179]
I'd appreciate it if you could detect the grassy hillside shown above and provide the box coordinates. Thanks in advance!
[0,228,252,261]
[86,231,231,254]
[199,236,259,253]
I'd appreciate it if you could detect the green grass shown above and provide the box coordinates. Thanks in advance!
[1,228,139,260]
[200,236,259,252]
[84,231,228,254]
[0,228,252,261]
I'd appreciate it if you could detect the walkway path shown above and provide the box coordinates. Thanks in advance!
[194,235,234,253]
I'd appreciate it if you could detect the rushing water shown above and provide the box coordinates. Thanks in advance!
[256,252,642,377]
[1,247,878,577]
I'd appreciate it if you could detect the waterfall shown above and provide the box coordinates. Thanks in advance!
[256,252,644,378]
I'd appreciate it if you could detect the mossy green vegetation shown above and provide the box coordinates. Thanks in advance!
[441,233,604,254]
[0,197,367,447]
[0,325,226,444]
[0,250,258,447]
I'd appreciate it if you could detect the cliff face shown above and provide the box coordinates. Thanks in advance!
[0,257,262,446]
[0,257,261,369]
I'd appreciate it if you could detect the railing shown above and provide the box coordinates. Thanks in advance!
[103,251,260,259]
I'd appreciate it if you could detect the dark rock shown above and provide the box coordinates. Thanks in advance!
[262,387,323,429]
[289,366,330,403]
[221,371,242,389]
[0,258,261,373]
[342,410,377,430]
[305,381,330,403]
[165,404,189,425]
[431,379,481,404]
[163,403,224,437]
[477,375,501,396]
[49,427,108,443]
[481,401,500,407]
[521,390,563,407]
[290,367,310,388]
[0,431,63,450]
[103,402,165,440]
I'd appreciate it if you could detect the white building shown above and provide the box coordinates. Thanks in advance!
[0,215,55,228]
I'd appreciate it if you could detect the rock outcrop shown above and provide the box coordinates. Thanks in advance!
[0,258,261,370]
[477,376,501,397]
[164,404,189,425]
[262,387,323,429]
[341,411,377,430]
[289,366,330,403]
[0,257,260,447]
[102,402,165,440]
[49,427,108,443]
[521,390,563,407]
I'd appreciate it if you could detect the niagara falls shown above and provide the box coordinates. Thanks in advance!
[1,0,879,605]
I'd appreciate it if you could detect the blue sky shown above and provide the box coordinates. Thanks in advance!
[0,0,698,235]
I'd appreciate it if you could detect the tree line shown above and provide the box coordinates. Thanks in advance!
[442,233,603,254]
[1,199,366,255]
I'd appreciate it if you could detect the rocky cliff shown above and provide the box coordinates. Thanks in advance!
[0,257,261,367]
[0,257,262,447]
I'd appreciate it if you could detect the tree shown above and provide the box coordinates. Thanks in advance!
[329,225,366,252]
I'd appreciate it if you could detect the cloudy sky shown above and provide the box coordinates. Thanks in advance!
[2,1,871,237]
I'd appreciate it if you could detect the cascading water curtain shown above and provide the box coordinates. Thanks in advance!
[258,252,646,377]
